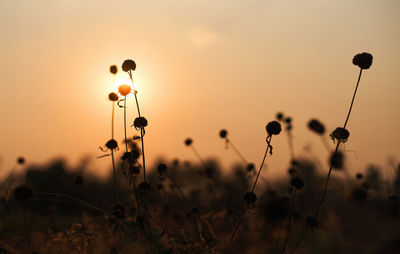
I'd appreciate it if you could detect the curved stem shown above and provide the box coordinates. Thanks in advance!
[124,97,128,153]
[251,136,272,192]
[343,68,363,128]
[111,102,115,139]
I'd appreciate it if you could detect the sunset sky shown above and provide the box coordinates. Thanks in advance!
[1,0,399,180]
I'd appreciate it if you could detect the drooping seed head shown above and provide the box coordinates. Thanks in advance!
[108,92,119,101]
[184,138,193,146]
[290,176,304,190]
[219,129,228,138]
[13,184,34,202]
[308,119,325,135]
[122,59,136,72]
[330,127,350,143]
[109,65,118,75]
[105,139,118,150]
[17,156,25,165]
[118,84,131,96]
[74,175,84,186]
[352,52,373,69]
[133,117,148,129]
[266,121,282,136]
[330,151,344,169]
[157,163,168,175]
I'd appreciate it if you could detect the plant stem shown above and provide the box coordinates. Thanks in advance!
[124,97,128,153]
[251,136,272,192]
[111,150,119,202]
[111,102,115,139]
[141,127,146,182]
[229,208,248,243]
[344,68,363,128]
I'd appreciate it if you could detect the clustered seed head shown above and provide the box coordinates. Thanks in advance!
[246,163,255,172]
[290,176,304,190]
[122,59,136,72]
[330,151,344,169]
[109,65,118,75]
[118,84,132,96]
[330,127,350,142]
[184,138,193,146]
[219,129,228,138]
[13,184,34,202]
[266,121,282,136]
[305,216,319,228]
[157,163,168,175]
[74,175,84,186]
[105,139,118,150]
[352,52,373,70]
[133,116,148,129]
[17,156,25,165]
[243,191,257,205]
[276,112,284,121]
[308,119,325,135]
[108,92,119,102]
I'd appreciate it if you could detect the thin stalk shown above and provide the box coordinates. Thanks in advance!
[343,69,363,128]
[282,188,297,251]
[124,97,128,153]
[141,127,146,182]
[166,172,190,203]
[251,136,272,192]
[111,150,119,202]
[229,209,248,243]
[111,102,115,139]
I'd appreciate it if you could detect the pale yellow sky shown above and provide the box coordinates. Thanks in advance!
[1,0,399,179]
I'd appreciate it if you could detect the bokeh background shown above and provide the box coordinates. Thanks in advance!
[1,0,399,179]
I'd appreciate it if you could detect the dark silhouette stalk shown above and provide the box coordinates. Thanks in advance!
[251,136,272,192]
[123,97,128,153]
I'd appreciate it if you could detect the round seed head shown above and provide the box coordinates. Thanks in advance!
[290,176,304,190]
[133,117,148,129]
[108,92,119,101]
[17,156,25,165]
[13,184,34,202]
[352,52,373,69]
[74,175,84,186]
[105,139,118,150]
[266,121,282,136]
[243,191,257,205]
[246,163,255,172]
[219,129,228,138]
[308,119,325,135]
[122,59,136,72]
[276,112,284,121]
[284,117,292,124]
[184,138,193,146]
[157,163,167,175]
[305,216,319,228]
[356,173,363,179]
[330,151,344,169]
[330,127,350,143]
[109,65,118,75]
[118,84,131,96]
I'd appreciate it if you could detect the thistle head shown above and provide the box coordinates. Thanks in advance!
[353,52,373,69]
[122,59,136,72]
[266,121,282,136]
[330,127,350,142]
[109,65,118,75]
[108,92,119,102]
[105,139,118,150]
[243,191,257,206]
[133,117,148,129]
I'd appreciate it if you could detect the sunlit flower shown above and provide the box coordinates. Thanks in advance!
[122,59,136,72]
[108,92,119,102]
[352,52,373,69]
[266,121,282,136]
[109,65,118,75]
[118,84,131,96]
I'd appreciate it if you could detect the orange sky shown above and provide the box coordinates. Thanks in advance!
[1,0,399,180]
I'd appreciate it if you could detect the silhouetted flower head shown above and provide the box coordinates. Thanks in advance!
[305,216,319,228]
[184,138,193,146]
[111,204,125,219]
[105,139,118,150]
[108,92,119,101]
[109,65,118,75]
[246,163,255,172]
[356,173,363,179]
[352,188,367,202]
[330,127,350,142]
[284,117,292,124]
[118,84,131,96]
[219,129,228,138]
[330,151,344,169]
[276,112,284,121]
[133,117,148,129]
[122,151,139,163]
[122,59,136,72]
[74,175,84,186]
[13,184,34,202]
[308,119,325,135]
[291,177,304,190]
[266,121,282,136]
[157,163,167,175]
[243,191,257,205]
[17,156,25,165]
[352,52,373,69]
